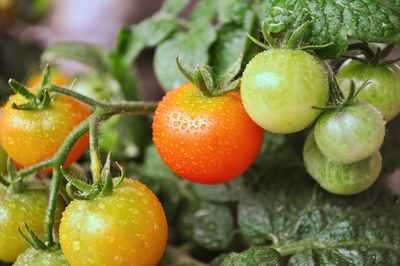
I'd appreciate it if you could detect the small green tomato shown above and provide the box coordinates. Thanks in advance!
[241,49,329,134]
[314,102,385,164]
[337,59,400,121]
[303,132,381,195]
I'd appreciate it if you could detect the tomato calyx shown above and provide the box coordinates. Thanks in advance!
[176,55,241,97]
[61,152,125,200]
[247,21,334,51]
[345,42,400,65]
[8,65,54,110]
[18,223,48,251]
[313,79,370,112]
[0,158,23,193]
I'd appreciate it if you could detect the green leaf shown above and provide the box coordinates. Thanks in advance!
[238,171,315,245]
[286,211,400,265]
[190,0,217,25]
[209,13,259,79]
[179,201,234,251]
[238,166,400,264]
[191,176,245,203]
[260,0,400,58]
[154,26,217,91]
[114,0,190,63]
[211,246,281,266]
[124,15,181,62]
[160,0,190,14]
[41,42,107,72]
[216,0,254,24]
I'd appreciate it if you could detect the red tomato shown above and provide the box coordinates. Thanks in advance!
[152,83,264,184]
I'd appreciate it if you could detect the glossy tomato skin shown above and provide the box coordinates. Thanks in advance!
[241,49,329,134]
[13,247,68,266]
[314,102,385,164]
[0,186,64,263]
[152,83,264,184]
[59,179,168,266]
[337,60,400,121]
[303,132,381,195]
[0,86,91,169]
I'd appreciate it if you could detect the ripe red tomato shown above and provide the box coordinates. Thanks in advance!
[0,74,91,169]
[152,83,264,184]
[59,179,168,266]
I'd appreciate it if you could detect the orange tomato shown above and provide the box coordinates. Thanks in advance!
[59,179,168,266]
[0,72,91,169]
[152,83,264,184]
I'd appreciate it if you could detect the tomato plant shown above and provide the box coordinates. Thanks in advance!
[0,86,91,169]
[152,83,264,184]
[337,59,400,121]
[241,49,329,134]
[0,185,64,263]
[314,102,385,164]
[59,179,168,266]
[303,132,382,195]
[1,0,400,265]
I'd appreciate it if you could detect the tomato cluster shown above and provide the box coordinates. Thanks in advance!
[0,73,168,265]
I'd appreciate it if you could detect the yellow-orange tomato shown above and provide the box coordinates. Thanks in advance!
[0,79,91,169]
[152,83,264,184]
[59,179,168,266]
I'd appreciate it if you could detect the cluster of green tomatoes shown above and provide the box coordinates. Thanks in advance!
[240,48,399,195]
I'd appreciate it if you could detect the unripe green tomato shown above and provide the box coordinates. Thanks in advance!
[241,49,329,134]
[13,247,68,266]
[337,59,400,121]
[303,132,381,195]
[314,102,385,164]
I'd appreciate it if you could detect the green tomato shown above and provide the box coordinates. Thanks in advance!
[0,186,64,263]
[303,132,381,195]
[13,247,68,266]
[241,49,329,134]
[314,102,385,164]
[337,59,400,121]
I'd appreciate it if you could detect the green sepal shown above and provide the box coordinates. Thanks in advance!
[112,162,125,188]
[37,90,51,109]
[176,55,240,97]
[286,21,311,49]
[101,153,114,195]
[18,224,48,250]
[345,42,400,65]
[8,79,36,101]
[7,158,22,193]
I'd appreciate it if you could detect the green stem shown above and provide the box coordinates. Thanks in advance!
[48,84,100,107]
[89,115,103,183]
[44,119,90,246]
[17,160,53,177]
[44,167,61,247]
[105,101,158,116]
